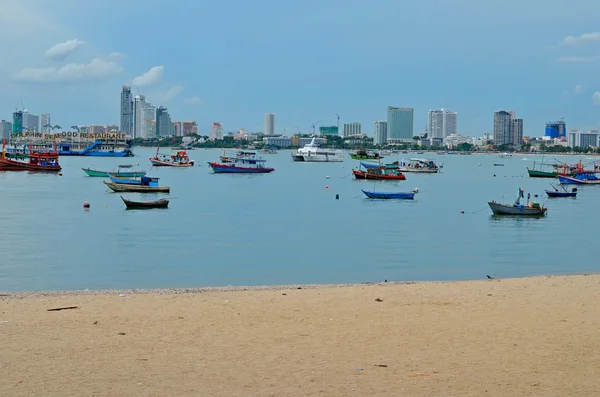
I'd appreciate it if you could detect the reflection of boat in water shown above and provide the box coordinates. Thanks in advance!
[291,138,345,162]
[488,188,547,216]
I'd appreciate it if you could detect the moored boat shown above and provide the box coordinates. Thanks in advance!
[488,188,547,216]
[210,150,274,173]
[149,147,194,167]
[352,164,406,180]
[361,189,416,200]
[104,179,170,193]
[82,167,147,178]
[110,176,160,186]
[350,148,383,160]
[545,184,577,198]
[291,138,345,162]
[120,196,169,209]
[0,139,61,172]
[397,158,440,173]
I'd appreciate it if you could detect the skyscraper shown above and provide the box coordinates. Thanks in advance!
[22,110,39,132]
[427,109,458,139]
[264,113,275,136]
[494,110,522,147]
[342,122,361,137]
[156,106,174,137]
[386,107,414,143]
[373,121,388,145]
[133,95,155,139]
[0,120,12,139]
[12,111,23,135]
[512,118,523,147]
[211,122,224,140]
[120,86,134,136]
[41,113,51,133]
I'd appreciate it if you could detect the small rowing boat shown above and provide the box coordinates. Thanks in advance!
[120,196,169,209]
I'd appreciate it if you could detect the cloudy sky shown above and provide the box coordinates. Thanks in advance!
[1,0,599,136]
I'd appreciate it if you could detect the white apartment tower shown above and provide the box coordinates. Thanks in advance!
[427,109,457,139]
[133,95,156,139]
[264,113,275,136]
[41,113,51,133]
[343,122,362,137]
[373,121,388,145]
[211,122,224,140]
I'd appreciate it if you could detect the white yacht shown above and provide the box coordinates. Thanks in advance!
[291,138,345,162]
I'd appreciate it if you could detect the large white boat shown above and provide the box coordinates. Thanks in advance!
[291,138,345,162]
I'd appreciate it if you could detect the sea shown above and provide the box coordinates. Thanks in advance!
[0,149,598,292]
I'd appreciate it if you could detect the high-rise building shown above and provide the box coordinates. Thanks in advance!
[143,104,156,139]
[172,121,183,137]
[22,110,39,132]
[494,110,522,147]
[373,120,388,145]
[428,109,458,138]
[133,95,156,139]
[264,113,275,136]
[0,120,12,139]
[156,106,174,137]
[211,122,224,140]
[545,119,566,139]
[342,122,361,137]
[319,126,338,136]
[12,111,23,134]
[120,86,134,136]
[182,121,198,136]
[387,107,414,143]
[41,113,51,133]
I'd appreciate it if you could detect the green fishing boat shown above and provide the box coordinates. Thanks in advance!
[526,168,558,178]
[349,148,383,160]
[82,167,147,178]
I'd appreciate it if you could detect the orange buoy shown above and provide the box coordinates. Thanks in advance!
[83,202,90,208]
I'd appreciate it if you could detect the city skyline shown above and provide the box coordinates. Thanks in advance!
[1,0,600,135]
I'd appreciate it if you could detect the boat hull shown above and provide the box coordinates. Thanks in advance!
[361,190,414,199]
[208,162,274,173]
[301,154,345,162]
[488,202,547,216]
[104,181,170,193]
[82,168,146,178]
[352,170,406,180]
[0,157,61,172]
[558,175,600,185]
[527,169,557,178]
[149,158,194,167]
[121,196,169,209]
[291,153,305,162]
[545,190,577,198]
[398,168,439,173]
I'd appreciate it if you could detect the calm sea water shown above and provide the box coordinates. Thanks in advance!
[0,149,598,292]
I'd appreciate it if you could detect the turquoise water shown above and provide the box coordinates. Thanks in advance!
[0,149,598,292]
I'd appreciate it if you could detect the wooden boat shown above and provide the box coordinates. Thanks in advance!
[545,184,577,198]
[209,151,274,173]
[82,167,147,178]
[0,139,61,172]
[527,168,558,178]
[110,176,159,186]
[494,163,504,166]
[149,147,194,167]
[104,180,170,193]
[488,188,547,216]
[361,189,415,200]
[558,174,600,185]
[397,158,440,173]
[352,164,406,180]
[350,148,383,160]
[120,196,169,209]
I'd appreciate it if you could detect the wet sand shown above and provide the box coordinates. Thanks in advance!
[2,274,600,396]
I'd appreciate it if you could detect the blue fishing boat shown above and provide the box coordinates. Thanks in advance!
[109,176,160,187]
[558,172,600,185]
[545,184,577,198]
[361,189,417,200]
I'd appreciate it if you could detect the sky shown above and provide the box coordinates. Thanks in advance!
[1,0,600,137]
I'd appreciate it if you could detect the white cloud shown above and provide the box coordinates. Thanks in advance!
[562,32,600,46]
[184,96,203,105]
[107,52,126,60]
[45,39,85,61]
[14,58,124,83]
[132,66,164,87]
[574,85,587,94]
[152,85,184,103]
[556,56,600,63]
[593,92,600,106]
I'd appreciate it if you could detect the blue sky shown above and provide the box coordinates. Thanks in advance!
[1,0,600,137]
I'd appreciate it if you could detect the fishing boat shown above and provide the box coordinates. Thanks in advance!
[350,148,383,160]
[352,164,406,180]
[527,157,570,178]
[120,196,169,209]
[488,188,547,216]
[558,173,600,185]
[209,151,274,173]
[494,163,504,166]
[260,146,278,154]
[545,184,577,198]
[82,166,147,178]
[360,161,382,169]
[110,176,159,186]
[0,139,61,172]
[104,178,170,193]
[149,147,195,167]
[396,158,440,173]
[361,189,416,200]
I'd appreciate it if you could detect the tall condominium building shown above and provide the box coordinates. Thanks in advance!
[12,111,23,134]
[373,120,388,145]
[427,109,457,139]
[568,129,599,148]
[120,85,134,136]
[0,120,12,139]
[493,110,523,147]
[22,110,39,132]
[182,121,198,136]
[172,121,183,137]
[342,122,361,137]
[545,119,566,139]
[211,122,224,140]
[319,126,339,136]
[133,95,155,139]
[41,113,51,133]
[156,106,174,137]
[386,107,414,143]
[264,113,275,136]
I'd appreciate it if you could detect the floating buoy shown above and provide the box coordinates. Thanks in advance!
[493,174,496,177]
[478,163,481,166]
[326,176,330,179]
[335,194,339,199]
[412,187,419,193]
[324,185,329,189]
[59,172,63,176]
[460,210,465,214]
[83,202,90,208]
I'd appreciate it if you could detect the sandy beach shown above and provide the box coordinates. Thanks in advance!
[2,275,600,396]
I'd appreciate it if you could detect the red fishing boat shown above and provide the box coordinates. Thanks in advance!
[0,139,61,172]
[149,147,194,167]
[352,164,406,180]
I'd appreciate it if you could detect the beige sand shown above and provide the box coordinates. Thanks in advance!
[2,275,600,396]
